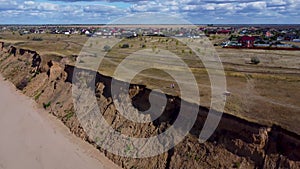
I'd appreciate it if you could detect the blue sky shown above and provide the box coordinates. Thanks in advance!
[0,0,299,24]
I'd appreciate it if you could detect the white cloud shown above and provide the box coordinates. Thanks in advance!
[202,4,216,10]
[24,1,35,5]
[0,0,299,24]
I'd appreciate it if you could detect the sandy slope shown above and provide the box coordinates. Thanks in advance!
[0,76,120,169]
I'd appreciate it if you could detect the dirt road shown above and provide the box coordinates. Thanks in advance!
[0,76,120,169]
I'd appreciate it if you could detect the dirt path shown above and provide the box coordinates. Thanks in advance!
[0,76,121,169]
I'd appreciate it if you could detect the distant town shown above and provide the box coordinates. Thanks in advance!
[1,24,300,50]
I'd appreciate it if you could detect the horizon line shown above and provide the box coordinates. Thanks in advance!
[1,23,300,26]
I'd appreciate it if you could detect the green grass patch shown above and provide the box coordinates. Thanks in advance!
[34,90,43,100]
[64,110,74,120]
[124,144,132,154]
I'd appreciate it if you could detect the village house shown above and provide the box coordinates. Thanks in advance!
[238,36,256,48]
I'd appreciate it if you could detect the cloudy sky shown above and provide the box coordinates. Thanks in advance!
[0,0,299,24]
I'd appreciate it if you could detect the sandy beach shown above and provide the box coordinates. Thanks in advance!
[0,76,120,169]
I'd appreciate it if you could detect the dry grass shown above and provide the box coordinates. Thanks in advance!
[1,31,300,134]
[0,31,88,56]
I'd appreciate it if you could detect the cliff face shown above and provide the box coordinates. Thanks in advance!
[0,42,299,169]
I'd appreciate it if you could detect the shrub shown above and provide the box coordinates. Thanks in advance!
[43,101,51,109]
[124,144,132,154]
[103,45,111,52]
[250,56,260,64]
[94,137,100,143]
[233,162,241,168]
[121,43,130,48]
[32,37,43,41]
[16,77,30,90]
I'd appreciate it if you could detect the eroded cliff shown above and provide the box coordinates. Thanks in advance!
[0,43,299,169]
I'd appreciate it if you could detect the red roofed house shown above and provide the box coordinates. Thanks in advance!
[239,36,256,48]
[217,30,231,34]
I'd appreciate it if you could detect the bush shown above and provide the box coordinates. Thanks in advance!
[103,45,111,52]
[250,56,260,64]
[233,162,241,168]
[121,43,130,48]
[43,101,51,109]
[16,77,30,90]
[32,37,43,41]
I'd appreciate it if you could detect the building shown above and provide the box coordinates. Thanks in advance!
[238,36,256,48]
[217,29,231,34]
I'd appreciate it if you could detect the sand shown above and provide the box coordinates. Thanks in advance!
[0,76,121,169]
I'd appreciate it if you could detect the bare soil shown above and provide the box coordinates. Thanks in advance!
[0,75,120,169]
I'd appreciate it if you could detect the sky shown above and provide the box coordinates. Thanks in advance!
[0,0,299,24]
